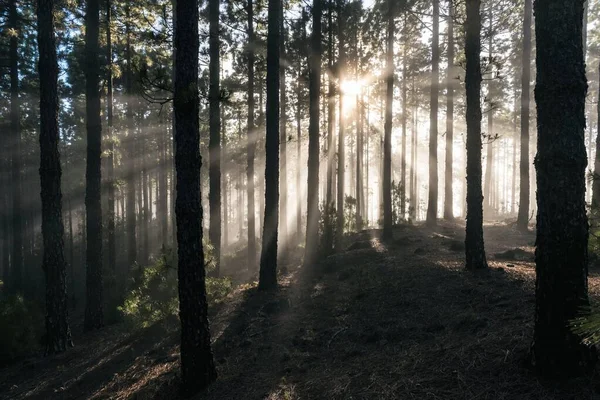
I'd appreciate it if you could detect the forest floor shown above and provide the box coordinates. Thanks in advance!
[3,221,600,400]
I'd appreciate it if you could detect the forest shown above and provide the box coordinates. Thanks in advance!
[1,0,600,398]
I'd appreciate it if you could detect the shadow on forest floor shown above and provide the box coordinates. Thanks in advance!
[2,221,600,399]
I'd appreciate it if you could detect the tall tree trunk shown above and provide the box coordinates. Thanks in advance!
[259,0,281,289]
[410,77,417,221]
[335,0,345,250]
[516,0,532,231]
[9,0,23,293]
[382,0,394,240]
[38,0,73,353]
[324,0,335,253]
[159,123,168,245]
[426,0,440,226]
[125,7,137,269]
[443,0,454,220]
[209,0,222,276]
[280,2,288,256]
[247,0,257,271]
[173,0,217,392]
[84,0,104,330]
[483,3,494,216]
[221,106,228,250]
[531,0,595,377]
[593,63,600,207]
[106,0,116,277]
[296,44,303,244]
[400,18,407,221]
[464,0,488,270]
[304,0,322,264]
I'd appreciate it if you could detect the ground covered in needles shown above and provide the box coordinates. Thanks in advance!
[2,221,600,400]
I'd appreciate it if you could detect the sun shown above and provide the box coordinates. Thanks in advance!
[340,79,365,115]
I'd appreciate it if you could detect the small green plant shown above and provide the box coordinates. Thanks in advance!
[569,306,600,346]
[119,243,233,329]
[344,195,357,233]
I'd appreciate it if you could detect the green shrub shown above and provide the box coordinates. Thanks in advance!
[119,244,233,329]
[0,295,44,365]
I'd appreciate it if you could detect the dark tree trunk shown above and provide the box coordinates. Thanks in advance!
[426,0,440,226]
[464,0,488,270]
[38,0,73,354]
[280,2,288,256]
[444,0,454,220]
[382,0,394,241]
[400,19,407,221]
[106,0,116,278]
[9,0,23,293]
[323,0,335,254]
[593,62,600,208]
[84,0,104,330]
[125,7,137,269]
[335,0,345,250]
[304,0,322,265]
[517,0,532,231]
[247,0,257,271]
[173,0,217,393]
[483,4,494,216]
[531,0,596,378]
[259,0,281,289]
[209,0,222,276]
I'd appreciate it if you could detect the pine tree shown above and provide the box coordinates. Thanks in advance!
[464,0,488,270]
[426,0,439,226]
[531,0,595,378]
[304,0,322,264]
[84,0,104,331]
[37,0,73,354]
[259,0,281,289]
[443,0,454,220]
[382,0,394,241]
[174,0,217,393]
[247,0,257,271]
[516,0,531,230]
[209,0,222,277]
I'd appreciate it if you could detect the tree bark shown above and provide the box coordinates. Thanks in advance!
[531,0,596,378]
[464,0,488,270]
[304,0,322,265]
[516,0,532,231]
[247,0,257,271]
[125,6,137,269]
[382,0,394,240]
[443,0,454,220]
[106,0,116,278]
[9,0,23,293]
[259,0,281,289]
[426,0,440,226]
[38,0,73,354]
[174,0,217,392]
[280,1,288,255]
[84,0,104,330]
[209,0,222,276]
[335,0,345,250]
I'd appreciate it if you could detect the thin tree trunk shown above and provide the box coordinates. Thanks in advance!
[335,0,345,250]
[382,0,394,240]
[593,62,600,207]
[280,2,288,255]
[426,0,440,226]
[9,0,23,293]
[125,7,137,269]
[483,3,494,216]
[517,0,532,231]
[444,0,454,220]
[464,0,488,270]
[38,0,73,353]
[304,0,322,264]
[259,0,281,289]
[209,0,222,276]
[84,0,104,330]
[106,0,116,276]
[400,17,407,221]
[247,0,257,270]
[324,0,335,253]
